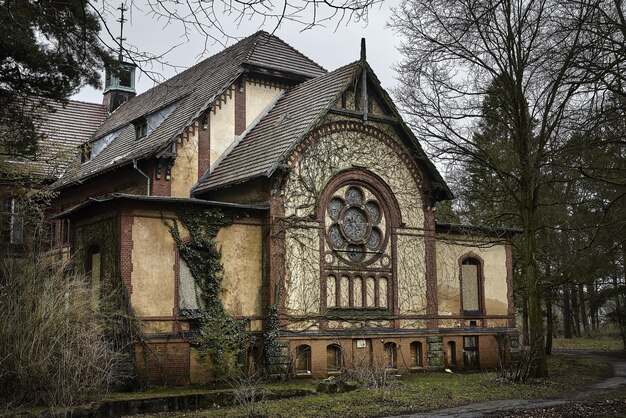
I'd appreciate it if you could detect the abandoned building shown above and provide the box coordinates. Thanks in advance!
[29,31,516,384]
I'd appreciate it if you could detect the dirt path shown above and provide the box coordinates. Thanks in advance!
[391,350,626,418]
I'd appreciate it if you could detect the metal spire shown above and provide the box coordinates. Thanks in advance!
[116,3,128,61]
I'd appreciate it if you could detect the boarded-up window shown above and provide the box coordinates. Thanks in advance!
[295,345,311,374]
[384,342,397,369]
[447,341,457,366]
[410,341,423,367]
[327,344,342,372]
[463,336,479,370]
[462,258,480,313]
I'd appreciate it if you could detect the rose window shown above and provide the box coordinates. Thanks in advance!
[325,185,386,264]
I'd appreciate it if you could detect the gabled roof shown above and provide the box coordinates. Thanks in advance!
[53,31,326,189]
[193,61,361,194]
[193,61,453,201]
[3,99,107,181]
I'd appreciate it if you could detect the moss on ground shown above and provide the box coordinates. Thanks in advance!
[144,354,612,418]
[552,336,625,351]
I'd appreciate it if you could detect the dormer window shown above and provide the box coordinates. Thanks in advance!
[80,144,92,163]
[134,117,148,139]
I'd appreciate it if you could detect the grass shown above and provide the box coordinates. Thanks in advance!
[152,354,612,418]
[552,336,624,351]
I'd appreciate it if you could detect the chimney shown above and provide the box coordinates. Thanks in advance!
[102,61,136,113]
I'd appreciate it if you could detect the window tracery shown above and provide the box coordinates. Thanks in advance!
[324,185,386,266]
[318,170,400,315]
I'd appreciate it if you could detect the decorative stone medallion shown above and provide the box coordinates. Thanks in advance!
[325,185,386,265]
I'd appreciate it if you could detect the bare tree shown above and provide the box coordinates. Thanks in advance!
[390,0,625,377]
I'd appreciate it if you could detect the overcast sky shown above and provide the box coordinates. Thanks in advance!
[73,2,403,104]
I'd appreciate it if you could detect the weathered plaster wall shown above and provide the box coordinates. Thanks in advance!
[282,119,426,318]
[209,86,236,166]
[436,237,509,316]
[170,128,199,197]
[130,216,176,318]
[215,220,264,325]
[245,81,282,126]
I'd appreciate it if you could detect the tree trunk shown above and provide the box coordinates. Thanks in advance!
[563,285,573,338]
[578,284,589,335]
[546,289,553,355]
[522,294,530,345]
[613,276,626,349]
[523,224,547,377]
[571,284,581,337]
[587,282,599,332]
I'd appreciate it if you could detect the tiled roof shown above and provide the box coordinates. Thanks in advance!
[193,62,361,193]
[53,31,326,189]
[4,100,107,180]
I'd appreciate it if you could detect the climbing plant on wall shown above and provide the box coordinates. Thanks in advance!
[168,207,249,375]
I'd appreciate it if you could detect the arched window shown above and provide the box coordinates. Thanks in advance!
[85,244,102,306]
[295,344,311,375]
[461,257,483,315]
[410,341,423,368]
[446,341,457,367]
[318,170,401,313]
[326,344,342,372]
[384,342,397,369]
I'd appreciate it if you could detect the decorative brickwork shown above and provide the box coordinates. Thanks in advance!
[151,159,172,196]
[211,85,234,114]
[289,121,425,191]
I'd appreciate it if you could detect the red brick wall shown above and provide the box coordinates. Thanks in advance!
[119,205,134,295]
[198,112,211,179]
[136,340,190,386]
[235,77,246,136]
[54,165,147,211]
[150,159,172,196]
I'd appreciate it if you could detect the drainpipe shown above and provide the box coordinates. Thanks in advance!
[133,159,151,196]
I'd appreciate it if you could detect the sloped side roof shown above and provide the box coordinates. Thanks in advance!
[193,61,453,201]
[3,100,107,180]
[193,62,361,193]
[53,31,326,189]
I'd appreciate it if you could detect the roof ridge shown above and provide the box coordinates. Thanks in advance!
[243,31,327,74]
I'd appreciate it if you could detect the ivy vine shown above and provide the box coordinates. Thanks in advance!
[168,207,248,375]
